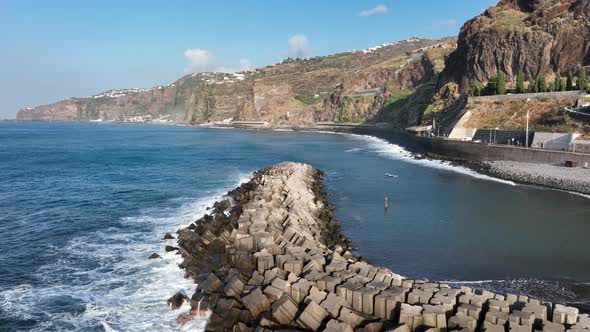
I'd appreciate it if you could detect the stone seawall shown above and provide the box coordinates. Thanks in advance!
[171,162,587,331]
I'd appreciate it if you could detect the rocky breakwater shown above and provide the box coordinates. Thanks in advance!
[170,162,588,331]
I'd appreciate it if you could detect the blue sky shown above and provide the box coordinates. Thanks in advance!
[0,0,497,118]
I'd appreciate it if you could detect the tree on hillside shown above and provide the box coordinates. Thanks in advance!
[486,76,498,95]
[468,82,481,97]
[578,68,588,91]
[497,72,507,95]
[566,71,574,91]
[538,75,547,92]
[554,72,562,92]
[516,70,526,93]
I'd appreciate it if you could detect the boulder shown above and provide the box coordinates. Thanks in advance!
[163,233,175,240]
[148,253,162,259]
[167,291,188,310]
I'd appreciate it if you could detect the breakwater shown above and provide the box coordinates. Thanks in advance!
[169,162,587,331]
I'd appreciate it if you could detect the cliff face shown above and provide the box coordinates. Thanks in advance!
[442,0,590,89]
[17,38,454,126]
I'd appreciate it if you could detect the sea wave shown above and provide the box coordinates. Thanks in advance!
[303,130,517,186]
[0,172,253,332]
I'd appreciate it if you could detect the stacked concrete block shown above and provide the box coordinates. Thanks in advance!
[296,300,329,330]
[399,303,424,332]
[448,313,478,332]
[172,162,585,331]
[422,304,447,330]
[553,304,579,325]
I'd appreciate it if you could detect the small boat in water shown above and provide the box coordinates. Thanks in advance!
[385,173,398,178]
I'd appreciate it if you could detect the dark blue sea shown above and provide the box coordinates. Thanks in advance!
[1,122,589,331]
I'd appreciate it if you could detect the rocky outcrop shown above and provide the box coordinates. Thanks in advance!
[442,0,590,89]
[170,162,586,331]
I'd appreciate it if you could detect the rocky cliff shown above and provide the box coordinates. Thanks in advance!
[442,0,590,89]
[17,38,454,127]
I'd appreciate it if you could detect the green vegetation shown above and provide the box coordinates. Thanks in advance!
[577,68,588,91]
[566,71,574,91]
[516,70,526,93]
[554,72,563,92]
[295,95,322,105]
[468,82,482,97]
[481,8,530,32]
[497,72,507,95]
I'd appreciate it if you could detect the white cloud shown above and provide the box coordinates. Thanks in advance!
[287,34,309,58]
[434,18,457,25]
[359,4,388,17]
[184,48,215,73]
[239,58,253,71]
[184,49,253,73]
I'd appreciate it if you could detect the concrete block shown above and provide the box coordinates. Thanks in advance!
[509,323,532,332]
[423,304,447,329]
[224,275,245,298]
[271,294,298,325]
[543,321,566,332]
[296,300,329,330]
[523,302,548,322]
[399,303,424,332]
[317,275,342,293]
[291,278,314,304]
[338,307,370,329]
[448,313,477,332]
[308,286,328,304]
[457,303,482,320]
[323,319,354,332]
[553,304,579,325]
[489,299,510,313]
[510,310,535,328]
[242,287,271,318]
[321,292,346,318]
[200,273,224,294]
[482,322,506,332]
[486,308,509,326]
[284,259,304,276]
[408,289,434,305]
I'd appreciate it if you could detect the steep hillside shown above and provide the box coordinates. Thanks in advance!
[17,38,455,126]
[441,0,590,89]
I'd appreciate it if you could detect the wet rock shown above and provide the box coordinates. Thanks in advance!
[167,291,188,310]
[163,233,175,240]
[148,253,162,259]
[165,245,179,252]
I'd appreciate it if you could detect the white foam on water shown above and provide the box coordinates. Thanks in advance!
[272,128,294,132]
[0,172,253,332]
[303,130,517,186]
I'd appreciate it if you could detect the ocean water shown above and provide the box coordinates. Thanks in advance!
[0,122,589,331]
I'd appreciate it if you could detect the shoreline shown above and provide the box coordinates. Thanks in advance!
[168,162,588,331]
[8,120,590,197]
